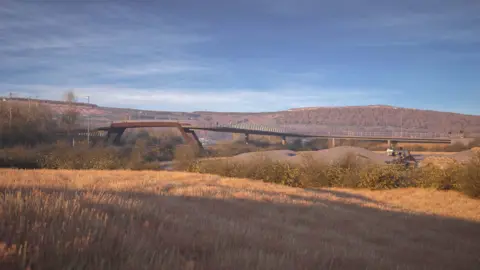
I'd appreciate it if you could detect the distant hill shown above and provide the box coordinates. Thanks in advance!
[277,105,480,136]
[3,97,480,137]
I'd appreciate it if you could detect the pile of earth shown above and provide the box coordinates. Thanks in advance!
[230,146,392,165]
[420,147,480,169]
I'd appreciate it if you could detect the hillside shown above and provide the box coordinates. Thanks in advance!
[3,97,480,137]
[1,169,479,269]
[277,105,480,135]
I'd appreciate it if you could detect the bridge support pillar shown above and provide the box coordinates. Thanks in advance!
[328,138,336,148]
[185,129,204,150]
[281,136,287,146]
[105,128,126,145]
[244,133,249,144]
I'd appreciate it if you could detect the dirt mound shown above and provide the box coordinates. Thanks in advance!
[420,156,459,169]
[420,148,479,168]
[450,149,477,163]
[295,146,391,165]
[231,150,298,163]
[230,146,391,165]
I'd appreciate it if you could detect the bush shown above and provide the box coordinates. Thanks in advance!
[0,145,53,168]
[298,155,331,187]
[173,144,201,171]
[191,157,303,187]
[123,129,184,162]
[191,154,414,190]
[40,143,125,170]
[455,153,480,198]
[126,139,147,169]
[256,161,302,187]
[412,165,461,190]
[298,154,359,188]
[0,101,59,147]
[358,165,408,189]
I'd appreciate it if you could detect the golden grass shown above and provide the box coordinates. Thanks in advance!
[1,169,479,270]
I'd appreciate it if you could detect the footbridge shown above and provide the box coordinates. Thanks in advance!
[80,120,453,148]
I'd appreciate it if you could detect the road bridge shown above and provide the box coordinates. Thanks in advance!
[79,120,453,149]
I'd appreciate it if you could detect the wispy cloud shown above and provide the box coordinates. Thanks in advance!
[0,0,213,88]
[0,0,478,114]
[0,83,393,112]
[106,61,212,77]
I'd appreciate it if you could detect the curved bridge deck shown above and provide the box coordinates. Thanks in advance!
[76,120,453,147]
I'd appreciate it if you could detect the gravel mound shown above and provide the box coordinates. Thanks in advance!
[420,156,459,169]
[295,146,391,165]
[229,146,392,165]
[420,148,479,168]
[231,150,298,163]
[449,149,478,163]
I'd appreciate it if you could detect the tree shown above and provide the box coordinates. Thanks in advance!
[61,90,79,134]
[64,90,76,103]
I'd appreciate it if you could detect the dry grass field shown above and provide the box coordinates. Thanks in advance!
[1,169,479,270]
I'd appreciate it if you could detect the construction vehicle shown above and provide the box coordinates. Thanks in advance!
[386,146,396,156]
[386,147,418,168]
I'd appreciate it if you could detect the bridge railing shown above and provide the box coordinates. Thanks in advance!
[294,130,453,139]
[191,123,454,139]
[72,122,457,140]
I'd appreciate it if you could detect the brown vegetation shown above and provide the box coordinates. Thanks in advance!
[0,100,59,147]
[184,150,480,198]
[0,98,187,168]
[0,169,479,270]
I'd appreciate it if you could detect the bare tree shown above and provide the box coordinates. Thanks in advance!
[61,90,79,135]
[64,90,76,103]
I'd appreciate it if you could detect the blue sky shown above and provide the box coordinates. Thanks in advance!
[1,0,479,114]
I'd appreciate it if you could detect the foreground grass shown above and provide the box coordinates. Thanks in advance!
[1,169,479,270]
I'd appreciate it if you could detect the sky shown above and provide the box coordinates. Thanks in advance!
[1,0,479,114]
